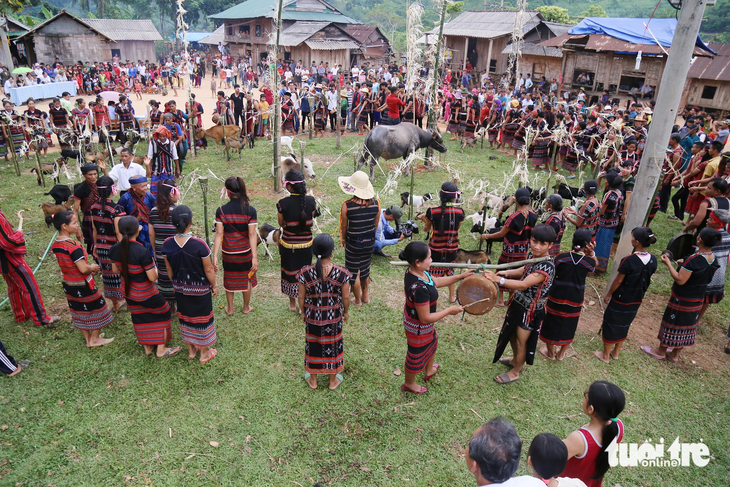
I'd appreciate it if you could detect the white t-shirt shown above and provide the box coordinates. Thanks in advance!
[108,162,146,191]
[351,66,360,78]
[478,475,546,487]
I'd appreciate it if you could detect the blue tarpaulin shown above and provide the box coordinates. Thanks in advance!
[568,18,714,54]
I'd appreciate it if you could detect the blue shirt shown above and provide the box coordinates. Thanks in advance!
[374,210,399,252]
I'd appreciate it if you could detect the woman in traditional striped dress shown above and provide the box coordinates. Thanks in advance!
[2,100,28,159]
[597,227,657,363]
[162,206,218,364]
[23,99,49,155]
[700,209,730,319]
[339,171,380,306]
[482,188,537,306]
[642,227,721,363]
[90,176,126,312]
[562,121,585,178]
[213,176,258,316]
[462,96,478,142]
[148,179,178,313]
[115,95,135,133]
[539,229,596,361]
[511,112,532,158]
[424,182,465,304]
[355,87,371,135]
[499,101,521,153]
[531,111,552,170]
[594,173,624,273]
[313,88,327,137]
[564,179,601,240]
[48,211,115,348]
[457,89,468,138]
[400,241,471,394]
[277,170,319,311]
[486,99,502,148]
[111,216,180,359]
[446,92,461,140]
[541,194,565,258]
[299,234,351,390]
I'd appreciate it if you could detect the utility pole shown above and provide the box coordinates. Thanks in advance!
[272,0,284,192]
[607,0,710,291]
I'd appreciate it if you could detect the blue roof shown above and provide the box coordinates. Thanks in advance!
[569,18,713,54]
[175,32,213,42]
[209,0,359,24]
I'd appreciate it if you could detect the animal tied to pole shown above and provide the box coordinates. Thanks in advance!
[357,124,447,180]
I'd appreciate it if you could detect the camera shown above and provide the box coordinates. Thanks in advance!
[399,220,420,238]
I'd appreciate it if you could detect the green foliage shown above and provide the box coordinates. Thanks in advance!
[702,0,730,34]
[536,5,572,24]
[0,0,32,14]
[580,4,608,17]
[446,1,463,14]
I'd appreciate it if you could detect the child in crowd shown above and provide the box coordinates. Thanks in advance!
[259,94,269,138]
[562,380,625,487]
[487,224,556,384]
[528,433,587,487]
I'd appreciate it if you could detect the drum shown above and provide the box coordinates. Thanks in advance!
[665,232,696,263]
[457,274,499,315]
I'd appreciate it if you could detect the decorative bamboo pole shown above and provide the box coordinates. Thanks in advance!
[272,0,284,192]
[336,78,342,150]
[390,256,551,269]
[5,123,20,176]
[425,0,448,166]
[33,140,46,187]
[198,175,210,246]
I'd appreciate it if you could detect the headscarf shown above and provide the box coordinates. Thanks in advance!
[153,125,172,141]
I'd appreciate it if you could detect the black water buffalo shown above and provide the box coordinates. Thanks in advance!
[356,124,447,179]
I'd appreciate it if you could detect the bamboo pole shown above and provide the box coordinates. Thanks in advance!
[272,0,284,192]
[4,123,20,176]
[390,256,551,270]
[33,140,46,188]
[336,78,342,150]
[308,94,314,140]
[425,0,448,166]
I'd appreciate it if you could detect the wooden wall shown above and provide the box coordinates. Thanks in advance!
[444,35,510,74]
[562,51,665,94]
[114,41,156,63]
[521,54,562,83]
[684,79,730,113]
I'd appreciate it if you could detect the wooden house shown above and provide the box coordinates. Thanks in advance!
[208,0,361,66]
[501,21,570,83]
[345,25,391,67]
[682,43,730,117]
[84,19,162,62]
[537,18,714,99]
[419,10,545,75]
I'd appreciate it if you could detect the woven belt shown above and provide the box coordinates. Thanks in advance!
[280,239,313,250]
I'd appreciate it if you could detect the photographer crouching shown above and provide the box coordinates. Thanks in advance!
[373,205,417,257]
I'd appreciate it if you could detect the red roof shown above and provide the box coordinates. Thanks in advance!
[688,43,730,81]
[538,32,711,57]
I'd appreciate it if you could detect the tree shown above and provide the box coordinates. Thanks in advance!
[580,5,607,17]
[537,5,571,24]
[1,0,35,68]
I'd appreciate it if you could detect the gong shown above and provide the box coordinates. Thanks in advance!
[665,232,696,263]
[457,274,499,315]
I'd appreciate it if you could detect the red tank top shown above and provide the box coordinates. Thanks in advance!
[561,419,624,487]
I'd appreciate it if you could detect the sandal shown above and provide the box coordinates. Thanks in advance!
[424,363,440,382]
[494,372,519,384]
[200,348,217,364]
[329,373,343,391]
[498,357,514,368]
[157,346,181,359]
[400,383,428,394]
[640,346,665,361]
[304,372,316,389]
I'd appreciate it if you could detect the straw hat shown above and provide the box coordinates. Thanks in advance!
[360,87,369,93]
[340,89,347,97]
[338,171,375,199]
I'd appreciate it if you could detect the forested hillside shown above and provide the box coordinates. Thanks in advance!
[13,0,730,50]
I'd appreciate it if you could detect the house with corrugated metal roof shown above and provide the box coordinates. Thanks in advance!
[208,0,362,68]
[682,43,730,116]
[419,10,545,78]
[345,25,391,66]
[500,21,571,86]
[15,10,162,66]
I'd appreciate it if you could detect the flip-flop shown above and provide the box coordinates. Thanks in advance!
[665,354,677,364]
[499,357,514,368]
[400,383,428,394]
[329,373,343,391]
[640,346,665,361]
[424,363,440,382]
[304,372,316,389]
[157,346,181,359]
[200,348,217,364]
[494,372,518,384]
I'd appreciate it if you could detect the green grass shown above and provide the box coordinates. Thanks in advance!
[0,133,728,486]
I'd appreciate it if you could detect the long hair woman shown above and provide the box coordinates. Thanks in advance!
[594,173,624,274]
[163,206,218,364]
[642,227,721,363]
[400,241,471,394]
[424,182,465,303]
[564,179,601,240]
[90,176,126,312]
[148,179,179,312]
[110,216,180,359]
[213,176,258,315]
[338,170,380,306]
[541,194,565,258]
[299,233,351,390]
[277,169,319,311]
[48,211,115,347]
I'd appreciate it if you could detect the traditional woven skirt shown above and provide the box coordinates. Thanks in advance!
[96,244,124,301]
[81,215,95,256]
[458,116,467,132]
[155,250,175,305]
[32,129,48,149]
[405,328,437,374]
[502,123,518,145]
[128,293,172,345]
[657,293,703,348]
[447,118,460,133]
[563,149,579,172]
[62,281,114,331]
[345,237,375,284]
[558,144,569,155]
[532,140,551,166]
[705,289,725,304]
[488,127,499,142]
[357,109,370,128]
[540,298,583,346]
[177,292,217,347]
[8,129,26,154]
[282,118,294,131]
[594,226,616,273]
[222,251,257,292]
[601,299,642,343]
[304,320,344,374]
[280,244,313,298]
[512,136,525,151]
[429,248,455,278]
[464,121,477,138]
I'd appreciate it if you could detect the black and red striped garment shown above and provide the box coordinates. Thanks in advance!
[277,194,319,298]
[499,210,538,264]
[90,200,126,301]
[402,270,439,374]
[426,203,464,277]
[215,200,258,292]
[542,212,565,258]
[49,105,68,127]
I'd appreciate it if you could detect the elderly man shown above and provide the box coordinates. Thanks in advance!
[374,205,405,257]
[466,417,544,486]
[118,176,156,253]
[145,125,180,195]
[73,163,100,255]
[100,148,145,195]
